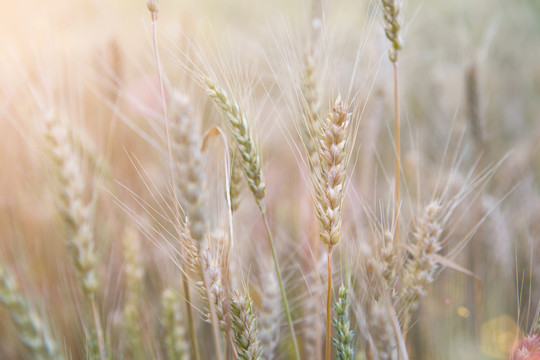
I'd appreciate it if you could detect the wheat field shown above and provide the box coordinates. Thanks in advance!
[1,0,540,359]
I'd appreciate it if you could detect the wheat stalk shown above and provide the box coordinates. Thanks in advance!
[381,0,403,249]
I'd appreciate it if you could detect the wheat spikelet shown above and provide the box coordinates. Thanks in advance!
[199,247,228,329]
[230,291,262,360]
[205,78,266,205]
[366,300,397,360]
[161,288,190,360]
[229,152,244,213]
[381,0,403,63]
[122,226,145,355]
[43,112,98,299]
[146,0,158,21]
[380,231,398,299]
[509,334,540,360]
[314,98,351,247]
[333,285,354,360]
[400,202,442,326]
[257,260,280,360]
[0,262,60,360]
[301,53,322,174]
[170,92,207,242]
[193,231,236,358]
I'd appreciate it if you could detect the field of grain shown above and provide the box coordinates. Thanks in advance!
[1,0,540,359]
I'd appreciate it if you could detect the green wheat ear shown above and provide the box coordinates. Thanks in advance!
[333,285,354,360]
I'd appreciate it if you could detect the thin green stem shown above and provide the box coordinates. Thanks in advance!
[259,204,300,360]
[149,11,203,360]
[393,60,401,247]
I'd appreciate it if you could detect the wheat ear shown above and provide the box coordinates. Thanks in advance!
[122,226,145,357]
[230,291,262,360]
[333,285,354,360]
[170,93,207,241]
[301,52,322,174]
[205,77,300,359]
[145,3,202,357]
[43,113,105,360]
[205,78,265,205]
[313,98,351,360]
[192,231,236,358]
[161,288,190,360]
[400,202,443,330]
[0,262,61,360]
[258,260,281,360]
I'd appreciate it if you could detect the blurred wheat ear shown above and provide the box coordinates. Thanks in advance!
[42,112,105,360]
[0,261,61,360]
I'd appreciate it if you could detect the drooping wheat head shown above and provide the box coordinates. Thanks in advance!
[205,78,266,207]
[381,0,403,63]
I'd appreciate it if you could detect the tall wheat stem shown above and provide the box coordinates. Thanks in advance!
[381,0,403,246]
[393,61,400,245]
[326,247,333,360]
[147,3,201,359]
[260,207,301,360]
